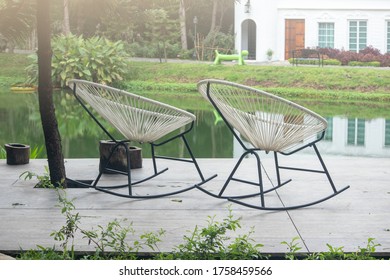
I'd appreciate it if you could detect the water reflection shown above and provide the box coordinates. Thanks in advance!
[232,117,390,158]
[0,90,389,158]
[319,117,390,157]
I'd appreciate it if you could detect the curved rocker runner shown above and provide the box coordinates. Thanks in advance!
[66,80,216,199]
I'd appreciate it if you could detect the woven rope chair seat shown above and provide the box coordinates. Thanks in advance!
[196,79,349,211]
[198,79,327,153]
[68,80,195,143]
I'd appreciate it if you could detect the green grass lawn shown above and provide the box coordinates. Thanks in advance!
[127,60,390,92]
[0,53,31,87]
[123,60,390,117]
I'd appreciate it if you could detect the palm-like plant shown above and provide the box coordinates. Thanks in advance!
[0,0,35,47]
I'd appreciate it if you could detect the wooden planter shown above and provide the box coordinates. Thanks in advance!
[99,140,142,174]
[5,143,30,165]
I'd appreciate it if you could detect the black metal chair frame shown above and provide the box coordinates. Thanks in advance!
[67,81,216,199]
[197,80,349,210]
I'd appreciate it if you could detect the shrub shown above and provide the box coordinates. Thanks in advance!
[51,34,90,87]
[323,59,342,66]
[299,59,321,65]
[26,34,130,87]
[287,58,341,66]
[170,209,265,260]
[128,42,156,58]
[129,41,183,59]
[177,49,194,60]
[336,51,359,65]
[359,46,381,56]
[348,61,381,67]
[81,36,129,85]
[318,47,341,59]
[378,53,390,67]
[197,28,235,61]
[318,46,389,67]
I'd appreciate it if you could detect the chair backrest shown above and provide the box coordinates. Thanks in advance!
[68,79,195,143]
[197,79,327,153]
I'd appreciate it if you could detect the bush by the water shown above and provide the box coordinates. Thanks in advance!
[26,35,130,87]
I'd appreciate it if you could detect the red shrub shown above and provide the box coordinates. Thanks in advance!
[317,46,388,66]
[318,47,340,59]
[378,53,390,67]
[359,53,379,62]
[336,51,359,65]
[359,46,381,56]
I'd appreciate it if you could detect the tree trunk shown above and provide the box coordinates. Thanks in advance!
[37,0,67,188]
[209,0,218,34]
[179,0,187,50]
[62,0,71,35]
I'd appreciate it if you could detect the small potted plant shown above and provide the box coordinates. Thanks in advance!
[266,49,274,61]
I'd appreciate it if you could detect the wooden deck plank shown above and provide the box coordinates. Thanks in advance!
[0,155,389,256]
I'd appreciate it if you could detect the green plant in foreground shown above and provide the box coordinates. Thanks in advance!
[81,221,166,260]
[307,238,381,260]
[15,185,384,260]
[50,191,80,259]
[281,236,303,260]
[167,208,266,260]
[19,166,54,188]
[281,237,381,260]
[19,166,65,189]
[54,190,167,260]
[19,190,165,260]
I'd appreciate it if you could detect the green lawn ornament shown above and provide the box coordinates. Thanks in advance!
[213,50,249,65]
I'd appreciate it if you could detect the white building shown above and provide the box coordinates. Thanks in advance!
[235,0,390,61]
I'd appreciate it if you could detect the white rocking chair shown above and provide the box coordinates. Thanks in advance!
[67,79,216,198]
[197,79,349,210]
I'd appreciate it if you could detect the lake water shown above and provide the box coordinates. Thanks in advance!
[1,89,389,159]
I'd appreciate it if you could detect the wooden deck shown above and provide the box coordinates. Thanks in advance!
[0,153,389,257]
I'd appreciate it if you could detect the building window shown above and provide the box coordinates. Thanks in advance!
[349,20,367,52]
[347,118,365,146]
[385,119,390,147]
[318,23,334,48]
[387,21,390,53]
